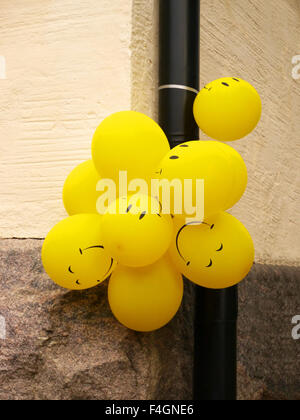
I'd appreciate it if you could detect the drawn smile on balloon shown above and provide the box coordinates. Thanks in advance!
[206,259,213,268]
[176,221,224,267]
[79,245,104,254]
[68,245,114,286]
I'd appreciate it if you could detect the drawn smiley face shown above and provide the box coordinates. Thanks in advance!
[42,214,115,290]
[193,77,262,141]
[169,212,255,289]
[175,220,223,268]
[102,194,173,267]
[154,140,242,220]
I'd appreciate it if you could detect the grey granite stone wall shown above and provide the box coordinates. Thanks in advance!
[0,239,299,400]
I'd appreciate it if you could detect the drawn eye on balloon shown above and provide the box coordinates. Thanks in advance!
[176,221,224,268]
[68,245,114,286]
[155,143,189,176]
[126,200,162,219]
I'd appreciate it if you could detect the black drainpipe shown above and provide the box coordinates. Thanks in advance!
[159,0,238,400]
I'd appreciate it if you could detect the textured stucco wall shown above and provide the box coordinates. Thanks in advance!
[132,0,300,266]
[0,0,299,267]
[0,0,132,238]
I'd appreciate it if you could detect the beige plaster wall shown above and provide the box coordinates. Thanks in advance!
[132,0,300,265]
[0,0,132,238]
[0,0,299,266]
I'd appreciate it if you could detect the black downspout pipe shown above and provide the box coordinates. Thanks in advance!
[194,285,238,400]
[159,0,199,149]
[159,0,238,401]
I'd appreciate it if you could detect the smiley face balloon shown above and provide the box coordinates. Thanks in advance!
[108,256,183,332]
[102,194,173,267]
[169,212,254,289]
[42,214,115,290]
[154,140,246,220]
[193,77,262,141]
[63,160,101,216]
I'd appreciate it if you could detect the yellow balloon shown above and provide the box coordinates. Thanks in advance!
[169,212,254,289]
[42,214,115,290]
[108,257,183,332]
[193,77,262,141]
[213,142,248,210]
[102,194,173,267]
[92,111,170,184]
[63,160,101,215]
[155,140,245,220]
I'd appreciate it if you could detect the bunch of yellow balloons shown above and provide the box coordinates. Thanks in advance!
[42,77,261,332]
